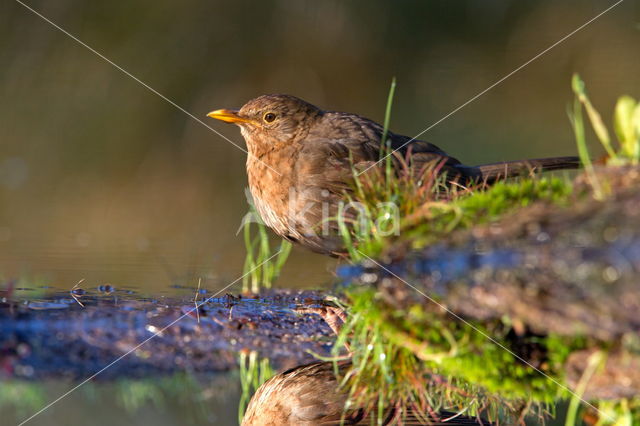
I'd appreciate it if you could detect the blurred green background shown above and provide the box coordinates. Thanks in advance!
[1,0,638,291]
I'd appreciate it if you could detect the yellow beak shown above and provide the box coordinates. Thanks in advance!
[206,109,251,124]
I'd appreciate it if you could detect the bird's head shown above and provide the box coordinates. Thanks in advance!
[207,94,322,154]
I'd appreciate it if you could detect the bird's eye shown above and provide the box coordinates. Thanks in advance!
[263,112,276,123]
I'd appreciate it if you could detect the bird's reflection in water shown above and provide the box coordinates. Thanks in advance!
[242,360,494,425]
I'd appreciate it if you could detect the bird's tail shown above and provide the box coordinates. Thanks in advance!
[473,156,581,183]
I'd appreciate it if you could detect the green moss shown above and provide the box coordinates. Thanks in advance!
[339,173,575,260]
[335,287,596,422]
[405,176,573,251]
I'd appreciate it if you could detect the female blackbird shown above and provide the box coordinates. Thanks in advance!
[242,360,494,425]
[208,95,579,255]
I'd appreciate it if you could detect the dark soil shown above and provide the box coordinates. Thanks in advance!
[0,289,335,380]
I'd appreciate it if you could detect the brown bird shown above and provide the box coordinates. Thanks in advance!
[242,360,495,426]
[208,95,579,255]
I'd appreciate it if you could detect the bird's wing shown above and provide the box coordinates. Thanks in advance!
[307,112,469,183]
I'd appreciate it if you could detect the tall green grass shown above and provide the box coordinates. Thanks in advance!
[237,350,274,424]
[380,77,397,189]
[570,73,640,199]
[241,205,292,294]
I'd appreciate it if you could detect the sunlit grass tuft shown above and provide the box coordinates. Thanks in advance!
[570,73,640,199]
[241,205,292,294]
[237,350,274,424]
[340,155,572,260]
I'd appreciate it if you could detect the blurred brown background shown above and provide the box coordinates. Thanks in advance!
[1,0,639,292]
